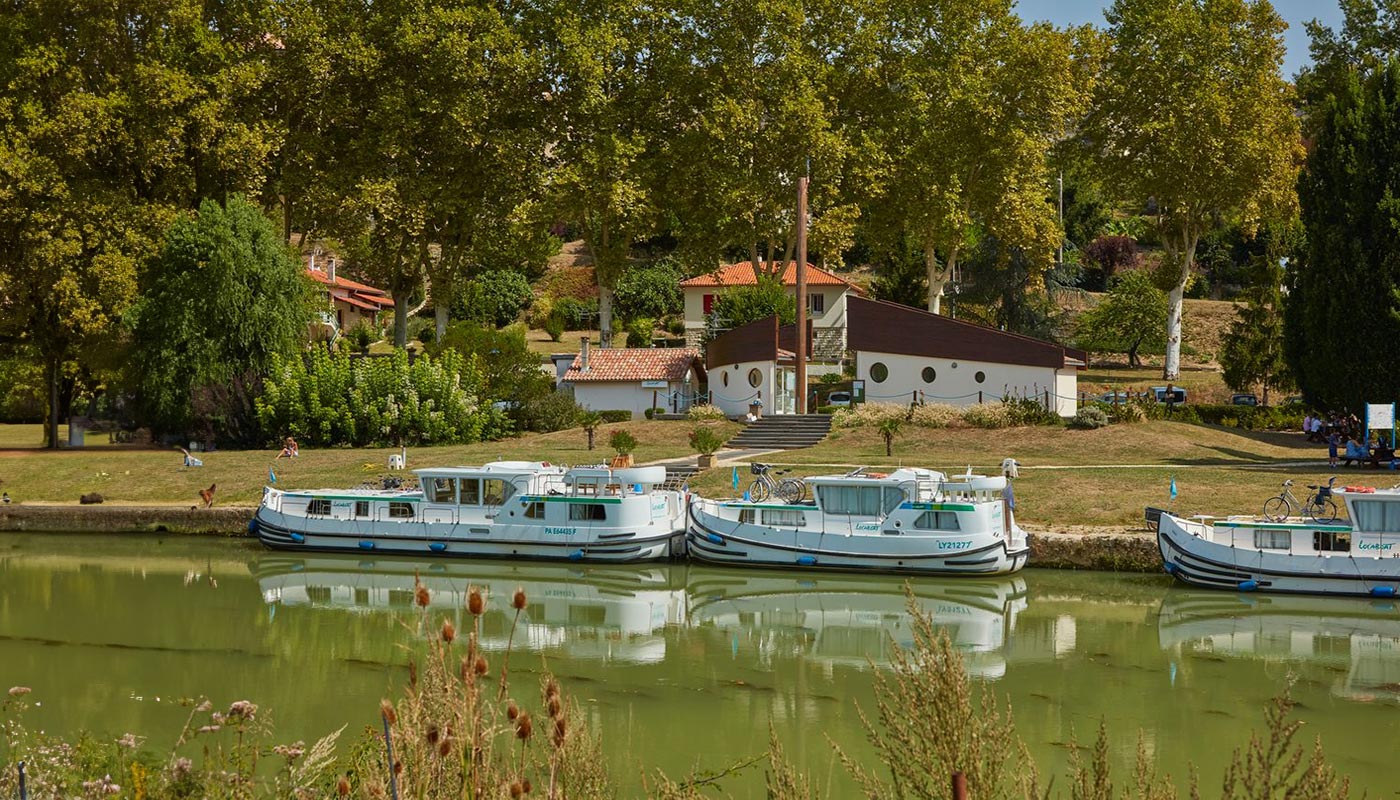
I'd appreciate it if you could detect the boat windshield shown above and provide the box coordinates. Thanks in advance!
[1351,498,1400,532]
[816,484,904,516]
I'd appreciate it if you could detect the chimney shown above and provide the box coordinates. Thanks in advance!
[308,251,316,272]
[580,337,590,373]
[328,256,337,283]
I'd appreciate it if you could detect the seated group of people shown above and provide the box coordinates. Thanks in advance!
[1338,435,1396,468]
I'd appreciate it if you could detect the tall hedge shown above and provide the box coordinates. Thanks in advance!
[1288,60,1400,411]
[255,348,506,446]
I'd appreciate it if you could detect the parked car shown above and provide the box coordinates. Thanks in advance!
[827,391,852,408]
[1149,386,1187,405]
[1230,393,1259,406]
[1100,391,1134,404]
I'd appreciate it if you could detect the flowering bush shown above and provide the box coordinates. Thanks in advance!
[686,404,727,421]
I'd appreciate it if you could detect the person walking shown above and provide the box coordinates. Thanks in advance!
[1327,430,1340,468]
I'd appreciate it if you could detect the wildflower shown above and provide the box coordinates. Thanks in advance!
[171,758,193,779]
[197,725,221,734]
[274,743,306,760]
[380,699,397,725]
[468,587,484,616]
[337,775,351,797]
[510,781,524,798]
[438,737,451,757]
[512,587,527,610]
[547,696,561,719]
[441,619,456,644]
[226,700,257,722]
[408,659,418,687]
[515,711,532,740]
[426,724,440,745]
[553,716,566,748]
[522,778,532,793]
[415,583,430,608]
[117,733,139,749]
[543,679,558,701]
[7,686,31,697]
[195,700,213,712]
[507,701,519,721]
[474,655,488,675]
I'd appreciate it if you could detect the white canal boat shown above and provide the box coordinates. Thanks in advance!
[253,461,686,562]
[686,464,1030,575]
[1157,484,1400,597]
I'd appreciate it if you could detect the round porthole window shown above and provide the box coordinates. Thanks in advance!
[722,371,729,387]
[974,371,986,384]
[921,366,936,384]
[870,362,889,383]
[748,368,762,388]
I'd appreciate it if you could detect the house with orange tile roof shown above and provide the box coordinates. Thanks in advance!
[302,246,394,339]
[679,261,860,359]
[561,341,705,419]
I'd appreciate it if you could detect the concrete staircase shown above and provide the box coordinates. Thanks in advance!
[724,414,832,450]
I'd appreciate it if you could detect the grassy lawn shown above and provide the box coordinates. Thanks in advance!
[525,328,599,357]
[0,420,735,506]
[1077,367,1232,404]
[0,423,116,449]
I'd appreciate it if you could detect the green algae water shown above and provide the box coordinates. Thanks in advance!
[3,532,1398,795]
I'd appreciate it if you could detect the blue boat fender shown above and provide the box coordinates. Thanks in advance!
[1371,586,1397,598]
[1237,579,1258,592]
[1163,562,1178,575]
[568,550,584,561]
[706,533,724,545]
[797,555,818,566]
[358,540,375,550]
[429,542,447,553]
[247,518,259,535]
[289,532,305,544]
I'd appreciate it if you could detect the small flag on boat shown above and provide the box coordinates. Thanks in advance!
[1169,476,1178,501]
[732,467,739,490]
[269,467,277,484]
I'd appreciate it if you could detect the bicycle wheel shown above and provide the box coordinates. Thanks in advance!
[747,479,770,503]
[775,478,806,504]
[1308,497,1339,524]
[1262,496,1289,522]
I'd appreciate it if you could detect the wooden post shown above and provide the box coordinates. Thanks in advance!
[951,770,967,800]
[795,176,808,414]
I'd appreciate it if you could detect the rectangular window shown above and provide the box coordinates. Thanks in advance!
[883,488,906,514]
[1254,529,1291,550]
[388,502,415,519]
[430,477,455,503]
[459,479,481,505]
[483,479,511,506]
[524,502,546,519]
[307,499,331,516]
[817,485,889,515]
[1351,500,1400,532]
[569,503,608,521]
[738,508,756,524]
[761,509,806,527]
[914,511,961,530]
[807,293,825,314]
[1314,530,1351,552]
[703,293,715,314]
[354,501,370,518]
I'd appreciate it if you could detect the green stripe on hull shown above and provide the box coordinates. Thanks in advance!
[1215,520,1352,532]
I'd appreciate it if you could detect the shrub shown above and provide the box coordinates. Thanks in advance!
[1001,397,1061,426]
[609,428,637,455]
[623,317,654,347]
[689,425,725,455]
[962,402,1015,429]
[686,404,726,421]
[816,405,839,414]
[515,391,582,433]
[1191,404,1304,431]
[552,297,598,331]
[909,404,964,428]
[1069,406,1111,429]
[614,260,683,321]
[453,270,533,327]
[347,321,377,355]
[665,317,686,336]
[544,313,566,342]
[598,409,632,423]
[643,407,666,419]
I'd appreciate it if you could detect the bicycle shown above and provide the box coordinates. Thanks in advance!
[748,463,807,503]
[1262,477,1339,523]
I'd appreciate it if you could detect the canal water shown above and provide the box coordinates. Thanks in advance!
[2,532,1397,795]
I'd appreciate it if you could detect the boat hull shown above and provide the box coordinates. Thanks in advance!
[253,507,684,563]
[1158,513,1400,597]
[686,502,1029,575]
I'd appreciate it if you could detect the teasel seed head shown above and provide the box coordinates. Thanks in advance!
[468,587,484,616]
[547,696,561,719]
[393,760,403,775]
[379,699,397,725]
[522,777,532,793]
[414,582,430,608]
[426,724,439,745]
[512,587,527,610]
[507,700,520,721]
[337,775,351,797]
[441,619,456,644]
[474,655,488,675]
[408,659,418,687]
[438,737,452,757]
[552,717,567,749]
[544,679,559,701]
[515,711,533,740]
[509,781,523,799]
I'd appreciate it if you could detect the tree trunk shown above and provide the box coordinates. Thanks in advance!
[884,436,892,457]
[434,303,449,342]
[598,286,615,349]
[926,245,957,315]
[749,240,760,270]
[586,428,595,450]
[1162,232,1198,381]
[597,223,615,348]
[1128,341,1140,369]
[393,288,411,348]
[46,353,60,450]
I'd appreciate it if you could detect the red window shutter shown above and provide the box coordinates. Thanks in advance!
[703,294,714,314]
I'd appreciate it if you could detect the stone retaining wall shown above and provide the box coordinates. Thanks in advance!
[0,506,1165,572]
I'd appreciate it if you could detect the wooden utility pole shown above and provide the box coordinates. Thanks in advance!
[795,176,809,414]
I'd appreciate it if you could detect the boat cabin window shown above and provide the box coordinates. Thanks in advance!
[738,508,756,524]
[355,501,370,518]
[1314,530,1351,552]
[569,503,608,521]
[430,478,455,503]
[484,479,511,506]
[1351,500,1400,532]
[307,499,331,516]
[914,510,960,530]
[761,509,806,527]
[1254,529,1291,550]
[459,479,481,505]
[388,502,415,519]
[523,501,546,519]
[818,485,902,516]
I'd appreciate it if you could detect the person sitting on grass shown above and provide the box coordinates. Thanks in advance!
[276,436,299,460]
[179,447,203,468]
[1343,436,1369,467]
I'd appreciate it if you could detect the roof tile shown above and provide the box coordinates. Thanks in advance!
[679,261,855,289]
[563,348,700,383]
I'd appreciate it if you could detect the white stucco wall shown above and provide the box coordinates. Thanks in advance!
[853,351,1077,415]
[570,379,697,419]
[710,360,775,417]
[683,286,850,333]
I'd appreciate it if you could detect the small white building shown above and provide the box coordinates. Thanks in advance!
[561,343,705,419]
[846,297,1084,416]
[704,317,812,417]
[680,261,859,359]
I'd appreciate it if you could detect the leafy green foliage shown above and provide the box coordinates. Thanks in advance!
[429,322,557,431]
[876,417,902,456]
[1069,405,1111,429]
[1288,59,1400,411]
[255,348,503,446]
[1075,271,1169,368]
[614,261,683,321]
[451,270,534,328]
[956,236,1070,341]
[551,298,599,331]
[1221,248,1295,404]
[608,428,637,455]
[711,279,796,332]
[688,425,724,455]
[130,197,313,442]
[597,410,632,423]
[622,317,654,347]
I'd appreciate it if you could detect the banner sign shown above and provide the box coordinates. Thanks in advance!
[1367,403,1395,430]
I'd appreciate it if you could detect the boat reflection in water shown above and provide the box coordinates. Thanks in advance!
[252,555,688,664]
[1157,589,1400,703]
[686,568,1029,678]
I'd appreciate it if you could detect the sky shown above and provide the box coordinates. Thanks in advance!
[1015,0,1346,77]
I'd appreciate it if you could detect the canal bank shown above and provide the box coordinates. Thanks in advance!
[0,503,1162,571]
